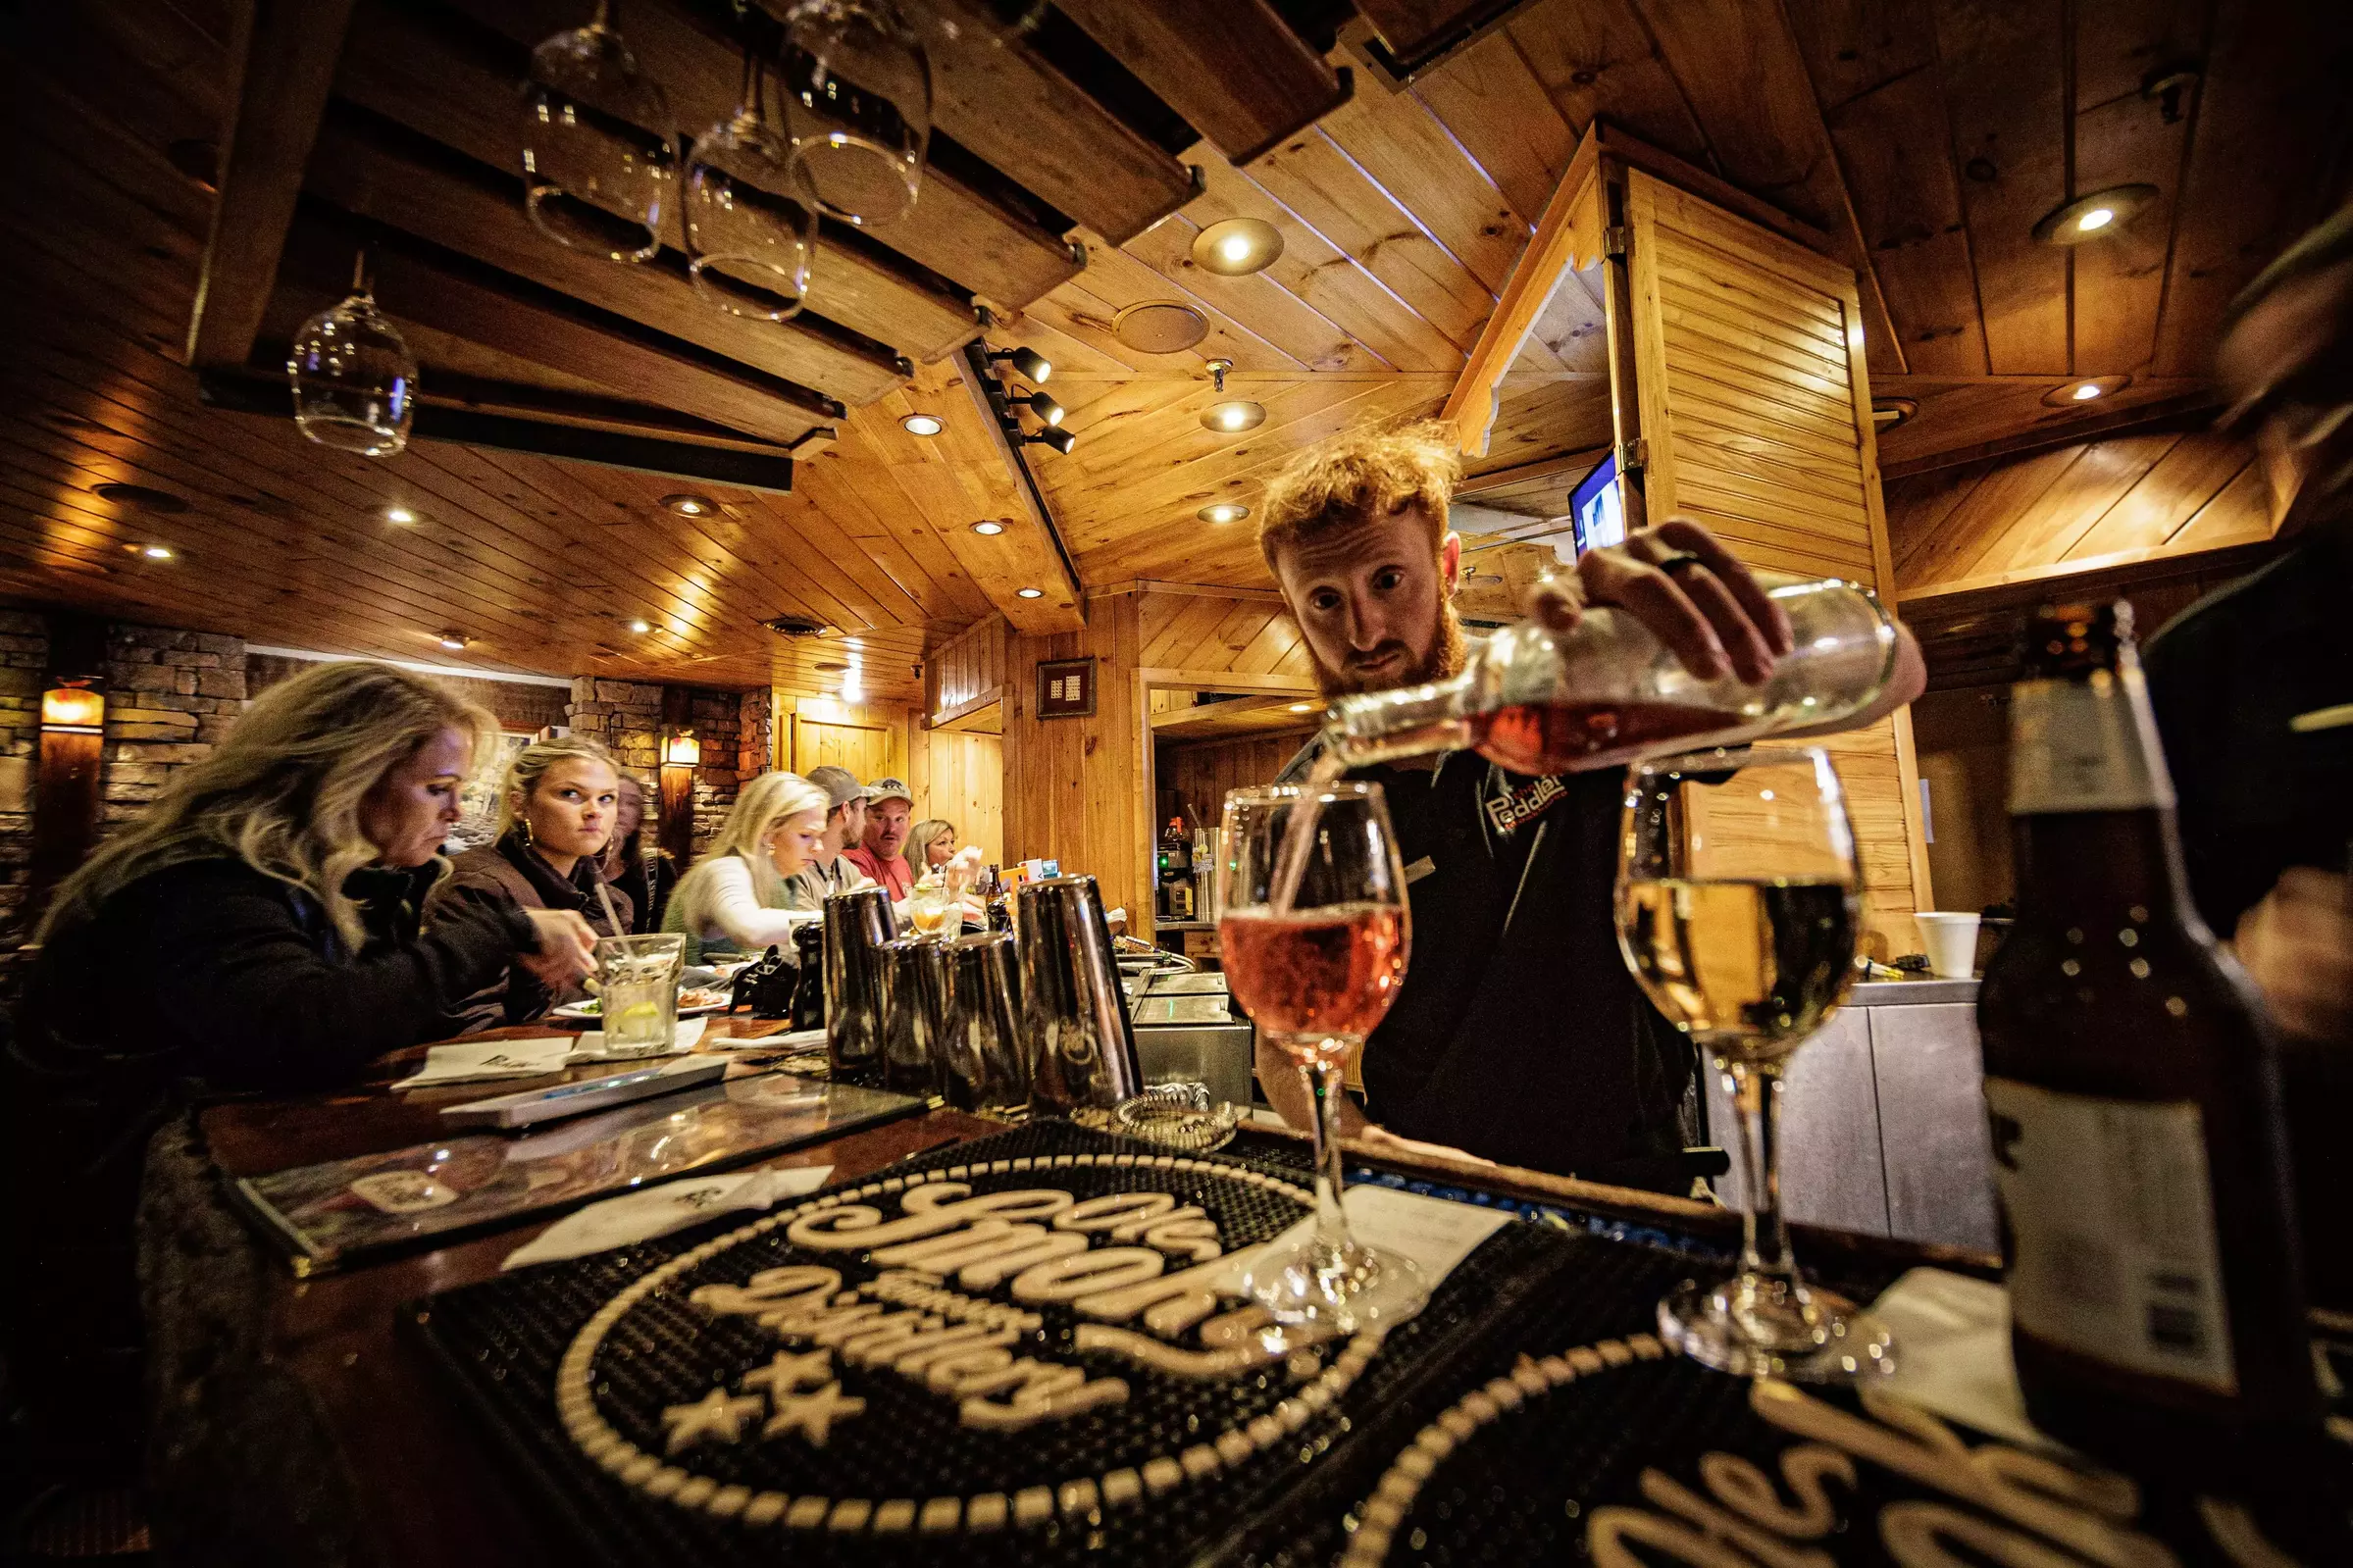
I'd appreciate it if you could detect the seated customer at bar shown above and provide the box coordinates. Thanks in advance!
[842,776,916,899]
[784,764,875,909]
[1253,423,1924,1187]
[599,771,677,934]
[1,660,597,1464]
[429,735,632,1030]
[662,771,832,962]
[906,818,957,880]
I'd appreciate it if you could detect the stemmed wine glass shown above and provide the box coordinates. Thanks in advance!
[683,46,818,320]
[1615,746,1894,1379]
[1219,783,1427,1333]
[522,1,677,262]
[778,0,931,226]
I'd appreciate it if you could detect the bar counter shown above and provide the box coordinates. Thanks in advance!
[145,1022,2288,1568]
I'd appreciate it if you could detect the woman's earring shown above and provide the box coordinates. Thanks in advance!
[519,813,536,847]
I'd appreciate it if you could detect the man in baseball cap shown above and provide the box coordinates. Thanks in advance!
[843,777,915,899]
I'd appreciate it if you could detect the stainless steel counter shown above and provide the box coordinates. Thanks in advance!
[1706,976,1996,1253]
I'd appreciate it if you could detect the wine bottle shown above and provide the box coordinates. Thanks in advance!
[1321,575,1897,774]
[1978,601,2316,1466]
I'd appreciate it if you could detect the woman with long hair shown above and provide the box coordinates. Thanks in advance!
[428,734,634,1030]
[903,818,956,884]
[3,660,597,1462]
[598,772,676,934]
[662,771,832,962]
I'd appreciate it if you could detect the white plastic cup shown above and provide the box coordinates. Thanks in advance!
[1913,913,1982,979]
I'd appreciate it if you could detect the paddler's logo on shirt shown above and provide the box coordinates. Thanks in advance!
[1486,774,1567,835]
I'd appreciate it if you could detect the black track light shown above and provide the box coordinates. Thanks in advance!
[989,345,1052,383]
[1025,427,1076,455]
[1021,389,1065,427]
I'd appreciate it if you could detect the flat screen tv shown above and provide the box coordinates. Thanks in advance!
[1569,452,1624,556]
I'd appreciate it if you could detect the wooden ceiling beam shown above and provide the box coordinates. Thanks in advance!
[274,212,830,450]
[750,0,1198,247]
[953,351,1087,633]
[184,0,357,369]
[439,0,1083,311]
[333,0,981,365]
[303,105,900,407]
[1051,0,1352,168]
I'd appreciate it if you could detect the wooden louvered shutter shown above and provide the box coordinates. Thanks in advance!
[1622,169,1933,954]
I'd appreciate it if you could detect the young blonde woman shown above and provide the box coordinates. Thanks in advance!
[903,818,956,883]
[663,771,832,963]
[5,661,597,1462]
[429,735,634,1030]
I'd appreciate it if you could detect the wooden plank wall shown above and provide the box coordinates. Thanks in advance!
[905,725,1004,868]
[785,696,909,784]
[1000,592,1151,925]
[1158,733,1311,832]
[925,615,1010,727]
[1883,430,2275,604]
[1626,169,1931,955]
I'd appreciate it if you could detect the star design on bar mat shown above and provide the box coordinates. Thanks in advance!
[762,1380,866,1447]
[660,1389,765,1454]
[740,1347,834,1401]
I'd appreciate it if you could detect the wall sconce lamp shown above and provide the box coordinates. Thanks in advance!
[41,683,105,733]
[663,730,701,767]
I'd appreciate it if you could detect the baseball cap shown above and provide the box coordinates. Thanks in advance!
[804,765,865,812]
[863,777,914,806]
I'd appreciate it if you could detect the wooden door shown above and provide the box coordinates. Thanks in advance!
[793,718,896,785]
[1622,169,1934,955]
[907,728,1004,866]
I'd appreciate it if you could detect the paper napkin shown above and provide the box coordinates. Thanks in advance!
[391,1036,576,1091]
[500,1163,835,1270]
[567,1015,708,1063]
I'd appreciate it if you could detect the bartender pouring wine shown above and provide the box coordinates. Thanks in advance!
[1254,423,1924,1186]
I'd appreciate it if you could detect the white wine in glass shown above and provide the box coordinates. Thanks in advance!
[1616,746,1894,1380]
[1219,782,1426,1334]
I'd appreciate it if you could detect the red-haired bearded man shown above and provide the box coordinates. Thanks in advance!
[1253,422,1924,1189]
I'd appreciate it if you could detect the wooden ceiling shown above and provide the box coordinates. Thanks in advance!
[0,0,2346,699]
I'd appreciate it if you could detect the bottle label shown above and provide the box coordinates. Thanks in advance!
[1982,1077,2235,1392]
[2008,669,2176,814]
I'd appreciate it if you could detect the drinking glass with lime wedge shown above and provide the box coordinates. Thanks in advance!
[595,935,688,1055]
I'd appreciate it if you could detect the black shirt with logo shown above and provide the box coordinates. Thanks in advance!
[2143,521,2353,937]
[1280,740,1695,1186]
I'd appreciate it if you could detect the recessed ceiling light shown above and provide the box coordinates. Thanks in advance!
[1198,502,1250,524]
[1287,702,1314,714]
[385,505,417,524]
[437,632,469,651]
[1202,400,1266,433]
[2032,185,2158,245]
[628,618,652,633]
[1191,218,1284,277]
[139,544,175,560]
[899,413,944,436]
[661,493,717,517]
[2042,375,2131,407]
[970,521,1005,535]
[1015,586,1044,599]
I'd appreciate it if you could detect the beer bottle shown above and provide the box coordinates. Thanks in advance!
[1979,601,2315,1466]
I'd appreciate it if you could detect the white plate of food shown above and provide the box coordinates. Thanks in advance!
[551,986,734,1023]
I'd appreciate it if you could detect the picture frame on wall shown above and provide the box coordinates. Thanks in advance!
[1036,656,1097,720]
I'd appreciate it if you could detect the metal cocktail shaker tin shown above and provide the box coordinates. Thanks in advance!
[1015,875,1144,1115]
[823,885,895,1089]
[941,931,1028,1117]
[879,936,951,1098]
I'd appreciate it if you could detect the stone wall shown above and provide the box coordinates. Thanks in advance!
[739,689,774,782]
[0,611,47,979]
[686,688,743,857]
[248,654,571,734]
[104,624,246,827]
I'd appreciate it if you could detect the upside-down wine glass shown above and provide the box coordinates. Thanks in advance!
[1616,745,1894,1380]
[683,45,817,319]
[522,0,677,262]
[1218,782,1426,1334]
[778,0,930,226]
